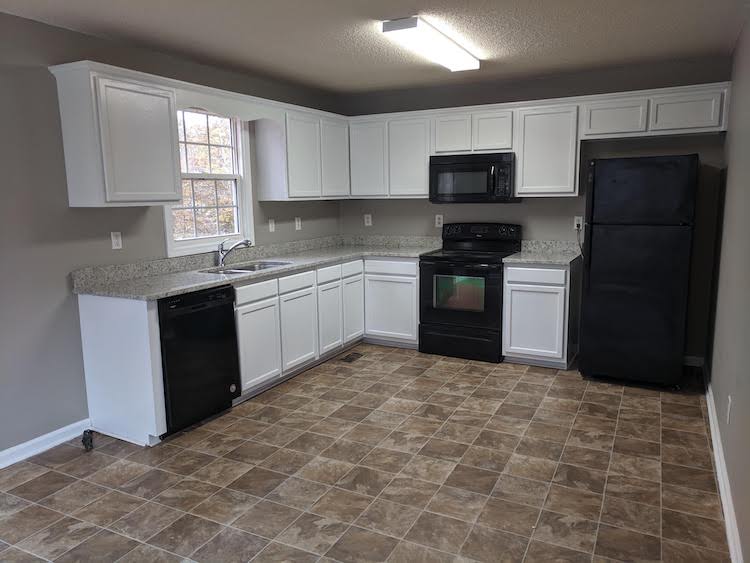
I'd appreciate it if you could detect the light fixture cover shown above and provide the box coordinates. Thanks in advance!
[382,16,480,72]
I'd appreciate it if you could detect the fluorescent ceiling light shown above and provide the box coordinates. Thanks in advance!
[382,16,480,72]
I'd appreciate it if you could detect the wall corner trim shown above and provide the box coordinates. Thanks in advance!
[706,382,745,563]
[0,418,91,469]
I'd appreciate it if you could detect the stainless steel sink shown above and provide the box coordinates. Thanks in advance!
[201,261,291,275]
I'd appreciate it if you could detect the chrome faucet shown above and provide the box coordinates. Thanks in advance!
[218,238,252,267]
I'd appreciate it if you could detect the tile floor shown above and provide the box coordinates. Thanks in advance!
[0,344,730,562]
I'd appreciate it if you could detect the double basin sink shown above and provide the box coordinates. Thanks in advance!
[201,261,291,276]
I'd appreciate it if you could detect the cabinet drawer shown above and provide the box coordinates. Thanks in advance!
[365,259,417,276]
[278,270,316,294]
[235,279,278,306]
[506,267,566,286]
[317,264,342,284]
[342,260,364,277]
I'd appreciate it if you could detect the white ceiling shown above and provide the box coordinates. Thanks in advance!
[0,0,745,92]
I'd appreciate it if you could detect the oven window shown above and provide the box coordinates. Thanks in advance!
[437,171,489,195]
[433,275,485,312]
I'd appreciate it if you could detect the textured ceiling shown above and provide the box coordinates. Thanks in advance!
[0,0,745,92]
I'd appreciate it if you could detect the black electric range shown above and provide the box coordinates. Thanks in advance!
[419,223,522,363]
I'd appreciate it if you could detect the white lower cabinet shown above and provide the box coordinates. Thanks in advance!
[318,279,343,355]
[343,273,364,342]
[364,260,418,343]
[236,296,282,391]
[280,284,318,371]
[503,265,572,366]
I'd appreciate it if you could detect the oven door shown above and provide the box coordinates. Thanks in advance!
[420,260,503,329]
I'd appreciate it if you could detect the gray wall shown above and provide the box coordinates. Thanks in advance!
[710,22,750,558]
[0,13,341,451]
[340,56,732,115]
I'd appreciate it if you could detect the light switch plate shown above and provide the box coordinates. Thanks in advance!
[364,214,372,227]
[435,214,444,228]
[268,218,275,233]
[110,231,122,250]
[294,217,302,231]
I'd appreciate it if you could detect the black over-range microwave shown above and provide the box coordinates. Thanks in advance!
[429,153,519,203]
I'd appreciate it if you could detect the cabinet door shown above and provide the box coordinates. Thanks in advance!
[350,121,388,197]
[581,98,648,136]
[286,112,322,198]
[280,286,319,371]
[94,77,181,202]
[472,110,513,151]
[649,90,723,131]
[343,274,364,342]
[318,280,343,355]
[433,114,472,153]
[365,274,417,341]
[236,297,282,391]
[503,283,566,359]
[516,105,578,196]
[321,119,350,197]
[389,118,430,196]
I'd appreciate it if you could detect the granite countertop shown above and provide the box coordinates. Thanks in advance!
[503,249,582,265]
[73,245,439,301]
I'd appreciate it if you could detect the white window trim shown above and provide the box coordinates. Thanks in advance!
[164,119,255,257]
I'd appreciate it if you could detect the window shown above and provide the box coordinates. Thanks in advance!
[165,109,252,256]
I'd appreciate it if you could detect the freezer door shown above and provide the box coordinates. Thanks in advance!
[580,224,692,384]
[588,155,698,225]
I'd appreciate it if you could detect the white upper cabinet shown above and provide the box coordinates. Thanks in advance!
[350,120,389,197]
[286,112,322,198]
[649,89,724,131]
[320,118,350,198]
[388,118,430,197]
[581,98,648,136]
[472,110,513,151]
[51,62,181,206]
[433,114,472,153]
[516,105,579,196]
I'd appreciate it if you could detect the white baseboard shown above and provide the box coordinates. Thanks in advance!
[0,419,91,469]
[706,383,744,563]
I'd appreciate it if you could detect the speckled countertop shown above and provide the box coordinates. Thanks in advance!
[73,245,439,300]
[503,250,582,265]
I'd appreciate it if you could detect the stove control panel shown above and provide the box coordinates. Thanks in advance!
[443,223,522,241]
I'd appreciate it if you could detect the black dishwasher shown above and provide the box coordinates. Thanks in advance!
[158,286,241,436]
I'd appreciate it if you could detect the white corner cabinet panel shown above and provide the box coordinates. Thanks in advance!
[77,295,167,445]
[388,118,430,197]
[235,280,282,393]
[502,262,581,369]
[515,105,579,196]
[50,62,181,206]
[279,273,319,372]
[364,259,418,345]
[321,118,351,197]
[343,270,365,343]
[286,112,322,198]
[350,120,389,197]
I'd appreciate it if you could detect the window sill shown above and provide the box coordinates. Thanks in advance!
[166,235,245,258]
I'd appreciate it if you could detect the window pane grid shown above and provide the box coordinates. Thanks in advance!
[172,177,239,241]
[177,110,237,175]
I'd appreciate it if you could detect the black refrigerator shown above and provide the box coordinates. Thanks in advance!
[579,155,698,385]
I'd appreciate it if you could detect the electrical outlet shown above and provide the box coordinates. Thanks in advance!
[110,231,122,250]
[574,216,583,231]
[364,213,372,227]
[294,217,302,231]
[727,395,732,425]
[435,214,444,228]
[268,219,275,233]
